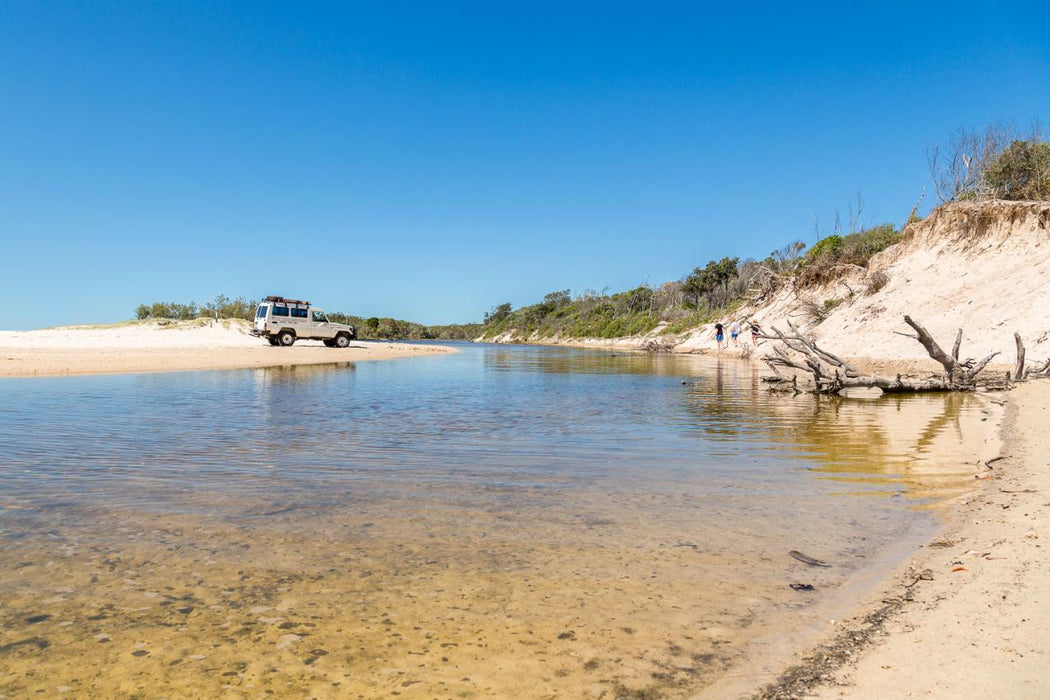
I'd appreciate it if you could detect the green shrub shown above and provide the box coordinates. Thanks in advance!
[798,225,901,287]
[803,235,843,265]
[985,140,1050,200]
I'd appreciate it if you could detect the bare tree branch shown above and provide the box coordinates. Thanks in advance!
[1014,332,1026,381]
[765,315,1005,394]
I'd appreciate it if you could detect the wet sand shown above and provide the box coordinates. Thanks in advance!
[0,321,453,377]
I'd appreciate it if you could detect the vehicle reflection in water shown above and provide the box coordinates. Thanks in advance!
[0,343,1000,698]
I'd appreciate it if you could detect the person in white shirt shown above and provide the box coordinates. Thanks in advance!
[730,320,741,346]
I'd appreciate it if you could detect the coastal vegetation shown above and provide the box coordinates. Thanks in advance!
[134,296,481,341]
[477,220,903,342]
[927,122,1050,203]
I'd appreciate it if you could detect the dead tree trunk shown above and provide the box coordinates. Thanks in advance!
[902,316,1000,385]
[1014,332,1026,381]
[763,316,1002,394]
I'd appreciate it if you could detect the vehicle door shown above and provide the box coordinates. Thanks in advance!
[310,309,335,339]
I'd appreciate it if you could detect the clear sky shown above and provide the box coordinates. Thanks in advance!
[2,1,1048,329]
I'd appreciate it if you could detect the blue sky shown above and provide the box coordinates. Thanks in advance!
[2,1,1048,329]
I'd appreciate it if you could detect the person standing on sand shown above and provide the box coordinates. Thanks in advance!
[730,320,741,347]
[750,322,760,348]
[713,322,725,350]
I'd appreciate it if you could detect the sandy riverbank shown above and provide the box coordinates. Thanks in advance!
[0,320,453,377]
[741,379,1050,698]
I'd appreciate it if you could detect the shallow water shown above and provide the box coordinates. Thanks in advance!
[0,344,998,697]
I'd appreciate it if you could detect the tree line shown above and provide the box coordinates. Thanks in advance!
[477,219,902,342]
[134,295,481,341]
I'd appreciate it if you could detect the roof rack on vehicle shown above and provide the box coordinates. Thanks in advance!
[264,295,311,306]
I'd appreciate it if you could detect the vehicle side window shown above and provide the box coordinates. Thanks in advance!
[256,305,268,318]
[272,306,289,317]
[291,307,309,318]
[312,311,328,322]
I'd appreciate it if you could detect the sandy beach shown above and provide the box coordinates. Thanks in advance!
[0,320,453,377]
[747,379,1050,698]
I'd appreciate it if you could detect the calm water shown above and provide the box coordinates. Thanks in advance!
[0,344,999,697]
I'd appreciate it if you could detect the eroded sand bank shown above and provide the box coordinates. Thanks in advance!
[0,321,453,376]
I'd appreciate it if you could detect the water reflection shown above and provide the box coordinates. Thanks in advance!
[251,361,356,384]
[673,358,992,502]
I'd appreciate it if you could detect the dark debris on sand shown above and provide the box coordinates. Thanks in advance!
[755,587,917,699]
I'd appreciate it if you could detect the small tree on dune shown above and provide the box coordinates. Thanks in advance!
[984,140,1050,200]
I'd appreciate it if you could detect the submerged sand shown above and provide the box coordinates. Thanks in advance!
[0,320,452,376]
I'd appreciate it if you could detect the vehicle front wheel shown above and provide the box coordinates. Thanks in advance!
[334,333,351,348]
[277,331,296,346]
[322,339,335,347]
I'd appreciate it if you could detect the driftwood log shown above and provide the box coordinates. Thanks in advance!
[1008,335,1050,380]
[760,316,1003,394]
[1025,359,1050,378]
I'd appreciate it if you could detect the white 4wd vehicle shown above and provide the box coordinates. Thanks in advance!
[251,296,357,347]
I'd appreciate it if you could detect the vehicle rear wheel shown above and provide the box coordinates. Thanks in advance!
[267,336,279,346]
[334,333,351,348]
[277,331,296,346]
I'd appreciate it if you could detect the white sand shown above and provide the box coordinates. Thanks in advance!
[0,320,453,376]
[0,320,262,349]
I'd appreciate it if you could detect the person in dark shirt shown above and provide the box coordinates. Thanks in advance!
[713,322,725,350]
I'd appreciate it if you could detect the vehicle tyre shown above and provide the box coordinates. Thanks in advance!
[267,336,279,346]
[334,333,351,348]
[323,339,334,347]
[277,330,296,347]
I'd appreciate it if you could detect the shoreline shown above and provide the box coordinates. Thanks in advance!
[746,380,1050,698]
[0,321,455,377]
[480,336,1021,379]
[480,335,1007,379]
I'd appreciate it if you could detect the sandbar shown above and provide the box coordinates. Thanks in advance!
[0,320,453,377]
